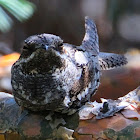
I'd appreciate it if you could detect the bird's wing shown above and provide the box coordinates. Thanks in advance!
[62,43,88,66]
[79,16,99,56]
[99,52,127,70]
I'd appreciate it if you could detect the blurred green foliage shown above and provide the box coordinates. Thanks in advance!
[0,0,35,33]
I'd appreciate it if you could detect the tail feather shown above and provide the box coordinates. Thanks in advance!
[79,16,99,56]
[99,52,127,70]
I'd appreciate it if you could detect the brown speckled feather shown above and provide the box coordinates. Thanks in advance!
[11,17,127,114]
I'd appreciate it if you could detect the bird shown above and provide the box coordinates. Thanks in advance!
[11,17,127,114]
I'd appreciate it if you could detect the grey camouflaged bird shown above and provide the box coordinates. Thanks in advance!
[11,17,127,114]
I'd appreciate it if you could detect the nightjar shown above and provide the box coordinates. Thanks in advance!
[11,17,127,114]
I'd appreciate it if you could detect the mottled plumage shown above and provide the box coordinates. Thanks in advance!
[11,17,127,114]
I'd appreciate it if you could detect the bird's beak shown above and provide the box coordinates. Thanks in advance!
[40,44,55,50]
[45,45,49,50]
[38,45,49,50]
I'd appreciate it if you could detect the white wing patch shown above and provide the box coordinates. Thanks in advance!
[75,51,88,65]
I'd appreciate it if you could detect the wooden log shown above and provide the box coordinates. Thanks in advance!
[1,87,140,140]
[0,92,79,140]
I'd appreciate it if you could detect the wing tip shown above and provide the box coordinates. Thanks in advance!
[99,53,128,70]
[84,16,96,27]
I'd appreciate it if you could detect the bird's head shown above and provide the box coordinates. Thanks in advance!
[21,34,63,58]
[18,34,64,74]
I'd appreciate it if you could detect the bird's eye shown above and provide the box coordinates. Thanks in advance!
[58,43,63,47]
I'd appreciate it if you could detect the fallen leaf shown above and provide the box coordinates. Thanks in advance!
[121,109,140,120]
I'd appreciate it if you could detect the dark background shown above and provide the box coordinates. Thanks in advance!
[0,0,140,100]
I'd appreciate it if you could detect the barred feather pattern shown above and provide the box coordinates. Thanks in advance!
[99,52,127,70]
[11,17,127,115]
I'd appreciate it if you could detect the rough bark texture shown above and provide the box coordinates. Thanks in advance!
[1,87,140,140]
[0,92,79,140]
